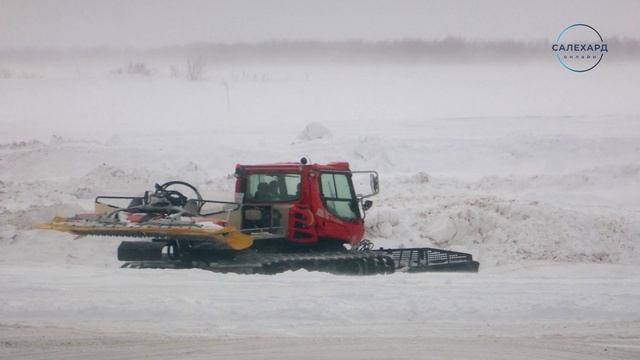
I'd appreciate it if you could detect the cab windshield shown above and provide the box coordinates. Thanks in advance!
[245,173,301,202]
[319,172,359,220]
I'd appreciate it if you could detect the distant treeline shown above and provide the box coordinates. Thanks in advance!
[2,38,639,64]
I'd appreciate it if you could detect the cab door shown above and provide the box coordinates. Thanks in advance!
[313,171,364,245]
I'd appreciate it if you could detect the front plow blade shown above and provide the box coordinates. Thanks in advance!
[376,247,479,273]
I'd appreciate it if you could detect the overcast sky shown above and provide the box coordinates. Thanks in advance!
[1,0,638,48]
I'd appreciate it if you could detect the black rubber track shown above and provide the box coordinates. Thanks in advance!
[122,251,396,275]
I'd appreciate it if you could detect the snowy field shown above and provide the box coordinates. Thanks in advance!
[1,59,639,359]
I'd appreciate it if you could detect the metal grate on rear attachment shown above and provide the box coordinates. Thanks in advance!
[375,247,479,272]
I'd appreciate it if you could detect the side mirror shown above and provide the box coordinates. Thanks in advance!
[362,200,373,211]
[352,170,379,199]
[369,173,379,194]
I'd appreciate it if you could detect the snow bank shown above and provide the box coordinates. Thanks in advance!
[2,136,639,267]
[351,136,395,171]
[365,207,401,238]
[364,170,640,266]
[297,122,332,141]
[412,196,638,265]
[5,203,85,230]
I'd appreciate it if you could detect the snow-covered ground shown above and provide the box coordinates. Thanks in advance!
[1,60,639,358]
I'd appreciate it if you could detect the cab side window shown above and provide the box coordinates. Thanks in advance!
[320,173,358,220]
[246,173,301,202]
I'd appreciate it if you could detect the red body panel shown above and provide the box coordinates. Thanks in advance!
[235,161,364,246]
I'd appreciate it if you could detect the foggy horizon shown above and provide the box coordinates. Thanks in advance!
[1,0,639,49]
[2,37,638,65]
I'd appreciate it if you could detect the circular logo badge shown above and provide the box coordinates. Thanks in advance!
[552,24,607,72]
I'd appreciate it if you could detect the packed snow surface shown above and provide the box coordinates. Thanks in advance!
[0,61,639,358]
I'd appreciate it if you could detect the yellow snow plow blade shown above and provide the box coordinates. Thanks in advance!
[35,217,253,250]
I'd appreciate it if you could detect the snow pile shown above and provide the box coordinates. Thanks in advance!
[365,207,401,238]
[176,161,211,185]
[411,196,639,265]
[362,169,640,266]
[0,141,116,181]
[351,136,395,171]
[405,172,431,184]
[5,203,85,230]
[296,122,332,141]
[475,163,640,198]
[0,180,79,211]
[77,163,156,196]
